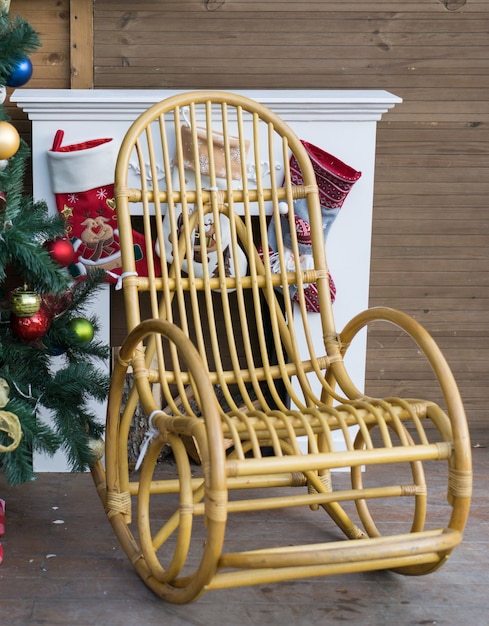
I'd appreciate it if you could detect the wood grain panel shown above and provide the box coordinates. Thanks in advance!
[5,2,70,94]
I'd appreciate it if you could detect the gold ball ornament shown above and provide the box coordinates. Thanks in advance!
[10,286,41,317]
[0,121,20,160]
[0,378,10,409]
[88,437,105,463]
[0,378,22,453]
[0,409,22,453]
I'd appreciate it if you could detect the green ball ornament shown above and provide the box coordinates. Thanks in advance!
[69,317,94,343]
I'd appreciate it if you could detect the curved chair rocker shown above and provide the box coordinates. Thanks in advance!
[91,91,472,604]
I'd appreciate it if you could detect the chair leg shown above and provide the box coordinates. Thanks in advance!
[306,470,367,539]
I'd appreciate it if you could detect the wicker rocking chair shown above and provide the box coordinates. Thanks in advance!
[91,91,472,604]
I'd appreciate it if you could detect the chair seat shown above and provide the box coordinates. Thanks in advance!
[221,397,432,442]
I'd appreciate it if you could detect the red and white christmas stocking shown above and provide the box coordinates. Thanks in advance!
[47,130,160,285]
[265,140,361,312]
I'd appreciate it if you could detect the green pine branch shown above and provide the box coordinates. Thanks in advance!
[45,363,108,469]
[0,323,110,484]
[0,269,110,484]
[0,138,69,291]
[0,11,111,486]
[0,204,70,293]
[0,13,41,84]
[0,396,61,485]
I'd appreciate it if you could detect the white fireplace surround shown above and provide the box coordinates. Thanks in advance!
[12,88,401,471]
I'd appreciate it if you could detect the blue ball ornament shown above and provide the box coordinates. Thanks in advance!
[6,57,33,88]
[49,345,67,357]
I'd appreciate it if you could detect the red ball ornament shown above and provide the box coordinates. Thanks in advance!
[10,306,51,341]
[45,237,75,267]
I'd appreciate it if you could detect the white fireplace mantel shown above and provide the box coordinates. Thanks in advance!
[12,88,401,471]
[13,88,399,121]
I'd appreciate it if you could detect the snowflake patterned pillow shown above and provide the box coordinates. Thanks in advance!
[180,124,248,180]
[157,125,249,287]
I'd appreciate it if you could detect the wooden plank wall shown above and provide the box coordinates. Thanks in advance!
[6,1,488,429]
[6,0,71,139]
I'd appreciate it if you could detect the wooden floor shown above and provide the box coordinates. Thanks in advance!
[0,429,487,626]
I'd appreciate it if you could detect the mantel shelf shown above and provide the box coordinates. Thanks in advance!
[12,89,401,122]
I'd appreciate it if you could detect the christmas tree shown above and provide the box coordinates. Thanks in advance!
[0,7,109,485]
